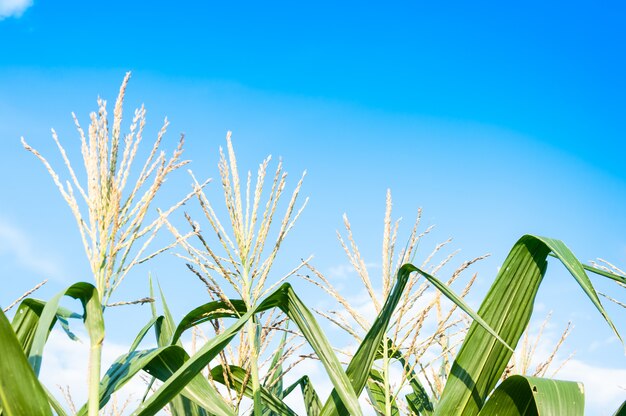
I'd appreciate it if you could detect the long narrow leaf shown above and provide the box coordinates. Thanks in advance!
[0,308,52,415]
[366,369,400,416]
[28,283,104,376]
[132,284,362,416]
[319,264,413,415]
[75,345,235,416]
[12,298,79,355]
[211,365,298,415]
[435,235,620,416]
[282,376,322,416]
[477,375,584,416]
[156,283,209,416]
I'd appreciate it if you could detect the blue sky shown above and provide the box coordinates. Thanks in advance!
[1,1,625,414]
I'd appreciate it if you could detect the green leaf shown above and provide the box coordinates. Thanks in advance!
[320,264,445,415]
[477,375,584,416]
[0,308,52,415]
[435,235,619,416]
[129,315,163,353]
[171,299,248,345]
[75,345,234,416]
[155,281,211,416]
[28,282,104,377]
[366,369,400,416]
[282,376,322,416]
[396,357,433,415]
[263,325,289,416]
[549,254,626,286]
[210,365,298,415]
[43,385,70,416]
[11,298,79,356]
[377,337,433,415]
[133,283,362,416]
[405,265,513,352]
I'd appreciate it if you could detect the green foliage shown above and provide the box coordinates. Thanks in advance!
[435,235,619,416]
[1,234,623,415]
[477,375,584,416]
[0,308,52,416]
[3,80,623,415]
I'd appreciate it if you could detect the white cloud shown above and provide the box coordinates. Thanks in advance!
[0,0,32,19]
[558,359,626,415]
[0,218,65,281]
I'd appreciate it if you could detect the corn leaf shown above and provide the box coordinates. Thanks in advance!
[156,283,209,416]
[282,376,322,416]
[171,299,248,344]
[319,264,413,415]
[0,308,52,415]
[28,282,104,377]
[210,365,299,415]
[75,345,234,416]
[477,375,584,416]
[367,369,400,416]
[380,338,433,415]
[263,327,289,416]
[43,385,69,416]
[435,235,620,416]
[11,298,79,355]
[132,283,362,416]
[129,315,162,353]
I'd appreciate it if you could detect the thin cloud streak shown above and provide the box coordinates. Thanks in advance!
[0,0,32,19]
[0,217,64,281]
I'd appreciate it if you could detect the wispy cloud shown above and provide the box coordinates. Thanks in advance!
[0,217,64,280]
[0,0,32,20]
[327,261,380,280]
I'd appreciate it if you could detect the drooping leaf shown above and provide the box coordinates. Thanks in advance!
[319,264,413,415]
[171,299,248,345]
[477,375,584,416]
[321,262,505,416]
[435,235,619,416]
[132,283,362,416]
[11,298,80,355]
[28,282,104,377]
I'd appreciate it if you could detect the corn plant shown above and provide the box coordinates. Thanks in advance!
[162,132,309,413]
[1,75,625,416]
[14,73,193,416]
[304,190,485,413]
[308,191,577,415]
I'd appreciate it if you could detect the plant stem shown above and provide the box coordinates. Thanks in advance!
[383,337,391,415]
[242,265,262,416]
[88,340,103,416]
[248,318,262,416]
[88,271,105,416]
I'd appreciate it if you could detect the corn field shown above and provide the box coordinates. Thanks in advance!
[1,75,624,416]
